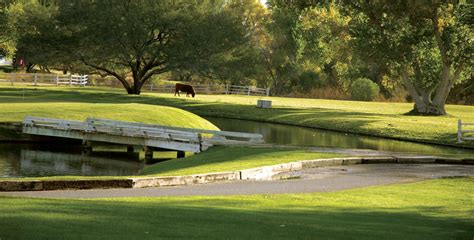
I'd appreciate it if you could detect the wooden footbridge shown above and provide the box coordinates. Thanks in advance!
[22,116,263,158]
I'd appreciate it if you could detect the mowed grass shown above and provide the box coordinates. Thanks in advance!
[145,93,474,148]
[0,86,473,147]
[0,87,218,130]
[0,178,472,240]
[141,146,343,176]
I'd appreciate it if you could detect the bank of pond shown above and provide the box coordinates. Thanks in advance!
[1,117,473,178]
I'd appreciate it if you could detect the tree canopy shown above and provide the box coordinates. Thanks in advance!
[3,0,472,113]
[347,1,472,115]
[13,0,250,94]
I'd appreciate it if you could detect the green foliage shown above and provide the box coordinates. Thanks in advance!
[346,1,472,114]
[293,70,324,92]
[350,78,380,101]
[0,0,18,57]
[256,7,306,94]
[299,3,352,87]
[13,0,250,94]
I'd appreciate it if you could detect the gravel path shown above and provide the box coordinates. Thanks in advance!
[1,164,473,199]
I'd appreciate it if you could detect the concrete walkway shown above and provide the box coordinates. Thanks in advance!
[1,164,473,199]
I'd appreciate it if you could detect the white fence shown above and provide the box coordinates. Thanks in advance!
[457,119,474,143]
[0,72,268,96]
[145,84,270,96]
[0,73,88,87]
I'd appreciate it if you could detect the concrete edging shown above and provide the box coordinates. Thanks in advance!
[1,156,472,191]
[131,171,240,188]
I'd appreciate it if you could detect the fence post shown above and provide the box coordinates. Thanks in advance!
[266,87,270,96]
[150,83,153,91]
[56,75,59,86]
[69,75,72,86]
[457,119,463,143]
[247,86,251,96]
[225,85,229,95]
[33,74,38,86]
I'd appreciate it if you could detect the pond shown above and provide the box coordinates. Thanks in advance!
[206,117,474,156]
[0,143,144,178]
[1,117,472,178]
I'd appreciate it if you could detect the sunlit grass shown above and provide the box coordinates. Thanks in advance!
[141,146,343,176]
[0,86,472,147]
[0,87,217,130]
[0,177,472,239]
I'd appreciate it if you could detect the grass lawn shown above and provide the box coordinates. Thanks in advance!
[140,146,343,176]
[0,177,472,239]
[146,93,473,148]
[0,88,218,130]
[0,86,471,147]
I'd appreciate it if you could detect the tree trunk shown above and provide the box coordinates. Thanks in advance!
[125,82,142,95]
[26,64,35,73]
[400,67,447,116]
[323,61,338,86]
[370,64,392,98]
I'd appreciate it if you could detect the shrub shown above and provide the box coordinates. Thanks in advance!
[350,78,380,101]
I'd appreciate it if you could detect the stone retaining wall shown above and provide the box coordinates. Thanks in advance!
[1,156,472,191]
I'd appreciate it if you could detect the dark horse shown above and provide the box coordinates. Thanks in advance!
[174,83,196,97]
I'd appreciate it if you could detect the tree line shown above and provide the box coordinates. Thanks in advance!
[0,0,472,115]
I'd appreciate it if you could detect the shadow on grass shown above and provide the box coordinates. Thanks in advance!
[0,197,471,240]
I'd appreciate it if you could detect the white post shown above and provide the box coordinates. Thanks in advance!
[457,119,463,143]
[247,86,251,96]
[56,75,59,86]
[69,75,72,86]
[150,83,153,91]
[33,74,38,86]
[266,87,270,96]
[225,85,229,95]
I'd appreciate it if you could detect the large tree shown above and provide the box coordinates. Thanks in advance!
[347,1,472,115]
[18,0,249,94]
[0,0,18,57]
[299,3,352,88]
[170,0,267,86]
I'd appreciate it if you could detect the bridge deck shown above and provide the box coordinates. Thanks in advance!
[22,117,263,153]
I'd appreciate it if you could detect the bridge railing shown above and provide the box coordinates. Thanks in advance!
[23,117,87,130]
[23,117,264,152]
[85,118,264,146]
[86,118,200,143]
[24,116,199,144]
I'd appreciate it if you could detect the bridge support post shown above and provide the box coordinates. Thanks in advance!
[82,140,92,154]
[177,151,185,158]
[144,147,153,161]
[82,140,92,150]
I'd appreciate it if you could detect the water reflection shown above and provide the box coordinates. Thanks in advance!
[0,143,144,178]
[207,117,474,155]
